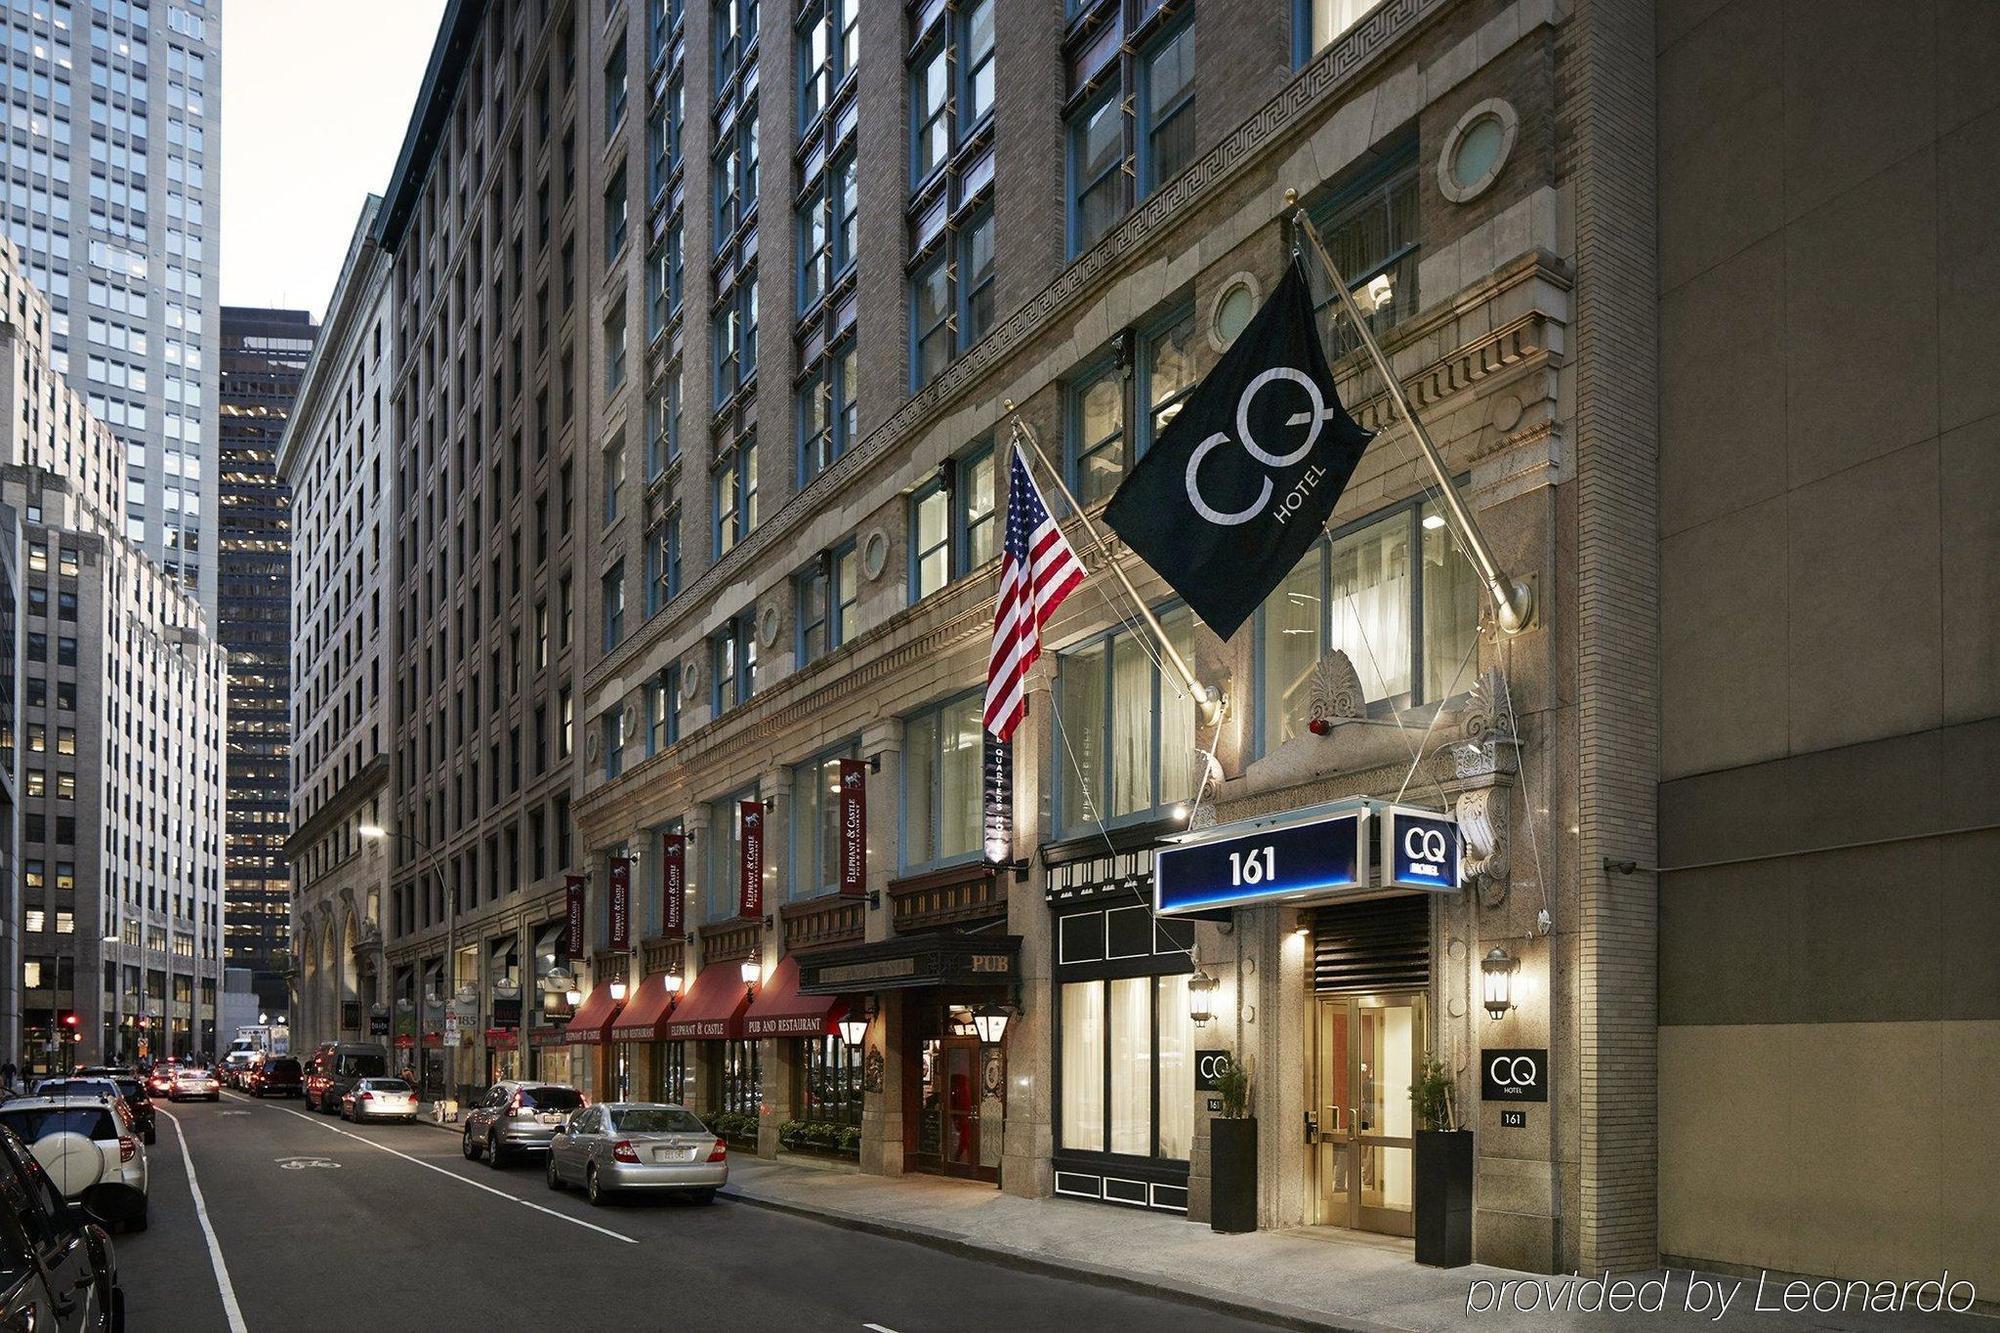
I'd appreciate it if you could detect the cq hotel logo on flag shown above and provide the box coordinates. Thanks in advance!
[1184,368,1349,527]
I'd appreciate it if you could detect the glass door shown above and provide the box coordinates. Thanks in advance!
[1311,993,1424,1234]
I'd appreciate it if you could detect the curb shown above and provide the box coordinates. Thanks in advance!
[719,1185,1386,1333]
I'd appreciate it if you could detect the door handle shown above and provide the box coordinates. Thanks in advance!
[1303,1109,1318,1144]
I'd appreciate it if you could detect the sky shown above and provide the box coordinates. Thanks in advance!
[220,0,449,318]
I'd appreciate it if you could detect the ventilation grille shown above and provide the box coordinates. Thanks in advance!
[1312,896,1430,994]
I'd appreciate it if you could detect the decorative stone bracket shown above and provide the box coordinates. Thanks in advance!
[1443,667,1520,906]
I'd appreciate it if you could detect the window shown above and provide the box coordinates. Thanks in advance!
[711,107,758,247]
[1055,608,1199,834]
[715,0,759,84]
[796,0,859,131]
[1056,907,1195,1163]
[1306,149,1420,358]
[911,254,951,390]
[789,742,856,898]
[601,563,626,652]
[721,1038,762,1115]
[648,363,682,476]
[796,542,858,664]
[711,610,757,713]
[647,666,681,754]
[645,509,681,614]
[909,0,993,185]
[604,164,629,260]
[603,436,626,523]
[1065,305,1195,505]
[713,280,758,404]
[1297,0,1382,63]
[604,37,628,139]
[705,788,760,921]
[713,440,758,555]
[560,688,575,757]
[903,692,984,870]
[910,204,996,391]
[648,228,681,338]
[909,443,997,600]
[1138,21,1195,196]
[604,301,628,390]
[1065,11,1196,256]
[1137,308,1196,457]
[798,149,856,310]
[797,1035,863,1128]
[1259,496,1477,752]
[797,334,856,484]
[602,707,628,779]
[959,207,996,350]
[1068,358,1124,508]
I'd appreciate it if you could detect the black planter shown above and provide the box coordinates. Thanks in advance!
[1209,1117,1258,1233]
[1413,1129,1474,1266]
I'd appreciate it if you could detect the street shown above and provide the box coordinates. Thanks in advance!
[117,1091,1282,1332]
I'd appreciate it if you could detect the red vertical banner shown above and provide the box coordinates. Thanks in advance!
[661,834,686,935]
[563,875,586,959]
[738,800,764,919]
[838,758,867,896]
[608,856,631,952]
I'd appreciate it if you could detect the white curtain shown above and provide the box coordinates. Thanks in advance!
[1157,610,1198,806]
[1109,976,1152,1155]
[1156,973,1194,1160]
[938,695,982,860]
[1060,981,1104,1151]
[1312,0,1383,53]
[1110,635,1152,817]
[1328,515,1411,701]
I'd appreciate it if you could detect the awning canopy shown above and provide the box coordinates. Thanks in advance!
[743,955,847,1039]
[663,961,750,1041]
[565,983,624,1045]
[795,933,1022,996]
[610,972,677,1040]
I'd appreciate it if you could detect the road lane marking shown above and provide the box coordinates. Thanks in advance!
[242,1096,638,1244]
[863,1324,903,1332]
[156,1106,250,1333]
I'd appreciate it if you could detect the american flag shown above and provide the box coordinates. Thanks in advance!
[984,445,1087,740]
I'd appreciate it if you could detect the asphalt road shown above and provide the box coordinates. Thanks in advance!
[116,1090,1280,1332]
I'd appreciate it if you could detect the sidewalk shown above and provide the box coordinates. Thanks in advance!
[411,1105,1987,1333]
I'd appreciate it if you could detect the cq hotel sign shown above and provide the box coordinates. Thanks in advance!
[1154,799,1462,918]
[1382,809,1461,891]
[1480,1048,1548,1103]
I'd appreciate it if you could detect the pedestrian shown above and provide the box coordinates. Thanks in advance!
[0,1060,13,1091]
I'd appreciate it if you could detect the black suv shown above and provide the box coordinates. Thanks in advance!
[77,1068,155,1146]
[0,1123,123,1330]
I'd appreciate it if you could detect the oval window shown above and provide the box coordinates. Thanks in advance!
[1451,114,1506,192]
[1214,284,1255,345]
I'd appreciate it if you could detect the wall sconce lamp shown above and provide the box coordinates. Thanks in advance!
[609,979,628,1003]
[565,988,584,1008]
[1481,946,1520,1019]
[1187,969,1218,1026]
[971,1003,1014,1046]
[740,956,762,996]
[837,1000,871,1049]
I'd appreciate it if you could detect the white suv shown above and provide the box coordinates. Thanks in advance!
[0,1096,150,1232]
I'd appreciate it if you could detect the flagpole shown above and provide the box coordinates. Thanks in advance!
[1003,407,1224,728]
[1288,197,1536,636]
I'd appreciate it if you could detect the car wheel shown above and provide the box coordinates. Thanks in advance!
[546,1155,563,1191]
[462,1130,479,1160]
[586,1166,608,1207]
[486,1133,506,1168]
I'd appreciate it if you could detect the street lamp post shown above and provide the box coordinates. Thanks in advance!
[362,823,457,1107]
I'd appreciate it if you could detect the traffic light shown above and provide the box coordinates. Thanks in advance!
[60,1013,80,1041]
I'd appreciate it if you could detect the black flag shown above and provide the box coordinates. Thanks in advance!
[1103,257,1372,640]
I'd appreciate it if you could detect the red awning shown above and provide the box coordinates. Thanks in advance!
[609,973,677,1040]
[565,983,625,1045]
[663,961,751,1041]
[743,955,847,1039]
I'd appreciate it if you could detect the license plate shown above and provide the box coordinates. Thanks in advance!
[538,1112,564,1125]
[652,1146,695,1163]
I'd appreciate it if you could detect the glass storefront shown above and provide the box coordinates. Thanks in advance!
[720,1038,761,1115]
[651,1040,688,1104]
[796,1034,862,1127]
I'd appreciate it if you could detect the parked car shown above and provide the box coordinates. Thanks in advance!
[340,1077,418,1124]
[168,1066,219,1103]
[27,1079,120,1105]
[0,1123,124,1330]
[306,1044,389,1115]
[70,1073,155,1149]
[0,1097,148,1233]
[244,1056,304,1099]
[545,1102,725,1206]
[461,1082,587,1166]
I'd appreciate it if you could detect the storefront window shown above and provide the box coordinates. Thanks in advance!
[721,1038,762,1114]
[1258,497,1478,753]
[1055,608,1197,835]
[796,1035,862,1128]
[902,692,983,869]
[705,788,759,920]
[1055,904,1195,1164]
[653,1040,689,1105]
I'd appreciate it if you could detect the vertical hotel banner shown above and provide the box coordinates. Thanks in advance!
[563,875,586,958]
[661,833,686,935]
[739,800,764,919]
[838,758,867,896]
[608,855,632,952]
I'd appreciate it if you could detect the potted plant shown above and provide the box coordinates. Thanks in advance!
[1209,1057,1257,1233]
[1410,1057,1473,1266]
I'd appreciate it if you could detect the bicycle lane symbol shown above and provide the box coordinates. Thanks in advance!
[274,1156,342,1170]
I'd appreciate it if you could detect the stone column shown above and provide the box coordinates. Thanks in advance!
[860,718,902,944]
[863,989,907,1176]
[1002,657,1055,1200]
[756,767,787,1158]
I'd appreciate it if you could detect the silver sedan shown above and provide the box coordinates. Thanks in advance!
[545,1102,726,1206]
[340,1077,419,1123]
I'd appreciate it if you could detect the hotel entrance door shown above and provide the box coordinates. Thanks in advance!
[1310,993,1424,1234]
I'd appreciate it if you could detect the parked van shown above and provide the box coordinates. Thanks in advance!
[303,1043,389,1115]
